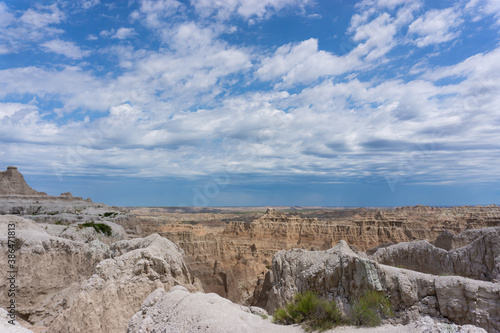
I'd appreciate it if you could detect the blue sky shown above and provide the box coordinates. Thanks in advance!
[1,0,500,207]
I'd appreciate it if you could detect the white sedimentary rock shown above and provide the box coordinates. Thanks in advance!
[127,286,303,333]
[0,308,35,333]
[0,215,109,327]
[266,240,500,332]
[48,233,202,333]
[371,227,500,281]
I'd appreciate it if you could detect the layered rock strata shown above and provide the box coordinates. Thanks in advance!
[144,207,500,305]
[0,216,109,327]
[371,227,500,281]
[48,233,202,333]
[0,167,45,196]
[0,214,201,332]
[264,241,500,332]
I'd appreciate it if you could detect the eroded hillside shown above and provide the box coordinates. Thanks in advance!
[129,205,500,305]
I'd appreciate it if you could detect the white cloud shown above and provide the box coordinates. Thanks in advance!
[0,3,65,54]
[112,27,137,39]
[81,0,100,10]
[0,102,37,119]
[257,38,357,87]
[408,7,463,47]
[99,29,114,37]
[41,39,91,59]
[466,0,500,24]
[19,4,64,28]
[0,2,15,28]
[136,0,183,28]
[349,13,397,61]
[191,0,314,21]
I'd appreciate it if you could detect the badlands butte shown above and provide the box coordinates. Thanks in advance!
[0,166,499,332]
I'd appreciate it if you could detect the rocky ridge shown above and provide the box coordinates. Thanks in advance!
[0,166,141,238]
[264,241,500,332]
[370,227,500,282]
[0,215,201,333]
[141,206,500,305]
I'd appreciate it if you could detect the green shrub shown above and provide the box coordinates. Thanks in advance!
[272,291,342,332]
[80,222,113,237]
[351,290,394,327]
[103,212,117,217]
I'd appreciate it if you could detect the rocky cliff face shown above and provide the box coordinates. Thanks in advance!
[0,216,109,327]
[48,233,202,333]
[371,227,500,282]
[0,215,201,333]
[265,241,500,332]
[139,206,500,306]
[0,166,45,196]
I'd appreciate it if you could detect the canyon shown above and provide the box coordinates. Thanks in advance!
[1,166,499,332]
[133,205,500,306]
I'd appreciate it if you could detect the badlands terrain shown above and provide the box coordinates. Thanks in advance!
[1,166,499,332]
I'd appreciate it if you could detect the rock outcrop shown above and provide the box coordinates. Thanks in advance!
[0,167,45,196]
[371,227,500,281]
[127,286,302,333]
[48,233,202,333]
[0,308,35,333]
[264,241,500,332]
[0,215,109,327]
[0,166,141,238]
[144,206,500,305]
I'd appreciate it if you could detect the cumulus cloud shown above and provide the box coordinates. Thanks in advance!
[41,39,91,59]
[191,0,314,21]
[0,3,65,54]
[408,7,463,47]
[257,39,356,87]
[112,27,137,39]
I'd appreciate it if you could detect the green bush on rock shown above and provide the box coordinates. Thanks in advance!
[80,222,113,237]
[351,290,394,327]
[273,289,394,330]
[272,291,342,332]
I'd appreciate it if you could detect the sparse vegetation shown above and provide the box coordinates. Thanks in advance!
[272,291,342,332]
[350,290,394,327]
[80,222,113,237]
[273,290,394,330]
[103,212,117,218]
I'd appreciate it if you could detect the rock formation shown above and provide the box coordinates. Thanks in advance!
[48,233,202,333]
[263,241,500,332]
[0,308,35,333]
[0,214,201,333]
[0,166,141,238]
[0,166,45,196]
[0,215,109,327]
[370,227,500,282]
[127,286,302,333]
[139,206,500,305]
